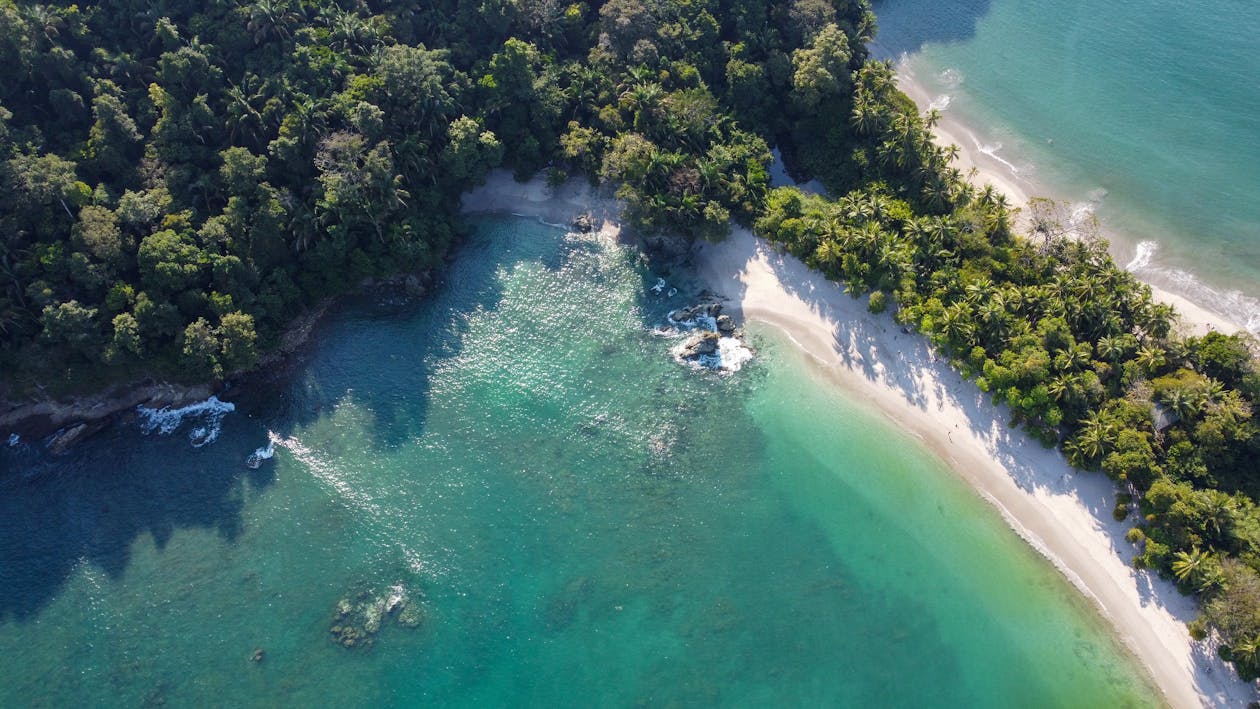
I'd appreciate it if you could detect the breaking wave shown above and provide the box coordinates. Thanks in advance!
[136,396,235,447]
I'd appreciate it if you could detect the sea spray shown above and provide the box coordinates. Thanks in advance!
[246,438,275,469]
[136,396,235,447]
[7,434,18,447]
[663,304,754,373]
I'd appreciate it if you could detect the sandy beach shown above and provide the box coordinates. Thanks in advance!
[694,226,1257,708]
[463,170,1259,707]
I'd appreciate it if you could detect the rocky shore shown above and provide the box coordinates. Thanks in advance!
[0,381,216,454]
[0,268,434,454]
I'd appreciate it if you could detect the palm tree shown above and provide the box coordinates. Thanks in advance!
[1198,489,1238,542]
[850,99,878,136]
[1172,547,1208,584]
[1160,385,1203,421]
[1074,411,1117,463]
[1135,344,1167,377]
[1230,636,1260,673]
[246,0,301,44]
[940,302,974,346]
[225,81,266,148]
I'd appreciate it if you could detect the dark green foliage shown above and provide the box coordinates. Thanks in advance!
[2,0,878,389]
[4,0,1259,684]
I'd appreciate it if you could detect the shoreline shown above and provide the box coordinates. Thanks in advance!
[894,67,1252,340]
[461,171,1257,707]
[692,226,1257,708]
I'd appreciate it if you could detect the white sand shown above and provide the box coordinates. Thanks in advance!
[462,170,1259,707]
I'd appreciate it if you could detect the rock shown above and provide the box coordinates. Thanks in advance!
[251,648,264,663]
[396,604,424,628]
[668,307,694,322]
[332,624,364,648]
[715,314,736,333]
[679,332,720,359]
[46,423,89,455]
[46,419,110,455]
[403,274,426,298]
[571,213,595,232]
[704,302,722,318]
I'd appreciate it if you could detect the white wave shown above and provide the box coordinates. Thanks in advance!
[667,309,717,333]
[674,336,755,374]
[650,277,667,295]
[7,433,19,447]
[715,337,754,372]
[1125,240,1260,334]
[246,439,275,469]
[1125,240,1157,271]
[667,287,677,298]
[971,135,1024,177]
[928,94,952,112]
[137,396,235,447]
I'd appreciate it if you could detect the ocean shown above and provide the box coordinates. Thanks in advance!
[872,0,1260,333]
[0,217,1158,706]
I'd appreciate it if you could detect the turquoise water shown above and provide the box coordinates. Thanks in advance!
[0,217,1159,706]
[873,0,1260,331]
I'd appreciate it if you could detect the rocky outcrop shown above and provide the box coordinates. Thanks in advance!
[329,584,423,649]
[669,302,723,322]
[1,381,215,452]
[678,332,720,359]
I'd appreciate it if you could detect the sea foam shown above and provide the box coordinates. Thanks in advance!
[136,396,235,447]
[1125,240,1260,334]
[246,439,275,468]
[663,308,754,373]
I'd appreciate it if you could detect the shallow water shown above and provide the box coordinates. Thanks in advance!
[0,217,1159,706]
[873,0,1260,332]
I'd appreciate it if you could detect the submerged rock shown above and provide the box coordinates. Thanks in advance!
[396,603,424,628]
[251,647,265,663]
[329,584,422,649]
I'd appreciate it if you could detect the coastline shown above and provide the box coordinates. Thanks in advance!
[693,226,1255,708]
[462,171,1258,707]
[895,69,1251,339]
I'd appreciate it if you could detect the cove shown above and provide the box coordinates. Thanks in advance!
[0,216,1159,706]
